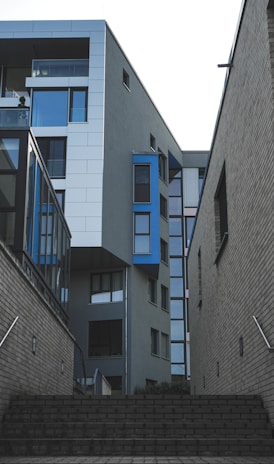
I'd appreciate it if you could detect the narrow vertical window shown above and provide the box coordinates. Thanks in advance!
[148,278,157,304]
[123,69,130,89]
[69,88,88,122]
[160,194,167,218]
[160,238,168,263]
[159,152,167,181]
[150,133,156,151]
[161,285,168,310]
[198,248,202,307]
[151,328,159,355]
[134,164,150,202]
[214,164,228,260]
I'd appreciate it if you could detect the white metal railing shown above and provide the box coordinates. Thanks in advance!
[0,316,19,348]
[253,315,274,352]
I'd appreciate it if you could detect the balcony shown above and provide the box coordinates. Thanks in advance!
[32,59,89,78]
[0,108,30,128]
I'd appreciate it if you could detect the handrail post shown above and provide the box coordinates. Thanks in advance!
[0,316,19,348]
[253,315,274,352]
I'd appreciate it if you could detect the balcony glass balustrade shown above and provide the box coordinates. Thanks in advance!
[0,108,30,128]
[32,59,89,78]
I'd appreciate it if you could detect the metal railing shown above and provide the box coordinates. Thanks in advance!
[253,315,274,352]
[0,316,19,348]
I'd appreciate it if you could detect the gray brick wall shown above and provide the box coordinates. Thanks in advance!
[188,0,274,425]
[0,241,75,426]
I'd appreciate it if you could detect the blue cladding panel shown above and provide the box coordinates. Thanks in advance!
[133,154,160,266]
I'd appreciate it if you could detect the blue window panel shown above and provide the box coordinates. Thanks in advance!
[70,89,87,122]
[32,90,68,126]
[169,217,182,236]
[169,197,182,215]
[171,364,185,375]
[170,277,184,298]
[135,213,149,233]
[171,320,185,341]
[170,258,183,277]
[169,237,183,256]
[169,177,181,196]
[134,235,150,253]
[171,343,185,363]
[170,299,184,319]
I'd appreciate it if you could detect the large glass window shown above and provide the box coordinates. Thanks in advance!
[134,213,150,253]
[69,88,88,122]
[37,137,66,178]
[134,165,150,202]
[32,90,68,126]
[91,271,123,304]
[89,320,122,357]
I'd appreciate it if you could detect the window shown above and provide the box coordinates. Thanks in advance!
[170,258,183,277]
[214,165,228,255]
[37,137,66,178]
[55,190,65,211]
[150,133,156,151]
[185,217,195,247]
[199,168,206,194]
[134,165,150,202]
[171,342,185,363]
[148,278,157,304]
[151,328,159,355]
[161,333,169,359]
[32,88,88,126]
[89,320,122,356]
[170,277,184,298]
[161,285,168,310]
[90,271,123,304]
[159,152,167,181]
[134,213,150,253]
[160,194,167,219]
[171,320,184,341]
[69,88,88,122]
[170,299,184,319]
[198,248,202,306]
[32,90,68,126]
[169,217,182,236]
[123,69,130,89]
[160,239,168,263]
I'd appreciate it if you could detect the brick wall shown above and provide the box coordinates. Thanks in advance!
[0,241,75,426]
[188,0,274,425]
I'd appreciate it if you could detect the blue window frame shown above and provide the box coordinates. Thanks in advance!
[69,89,87,122]
[134,212,150,253]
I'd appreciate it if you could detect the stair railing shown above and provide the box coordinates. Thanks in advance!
[0,316,19,348]
[253,315,274,352]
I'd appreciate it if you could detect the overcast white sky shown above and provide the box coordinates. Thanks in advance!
[2,0,243,150]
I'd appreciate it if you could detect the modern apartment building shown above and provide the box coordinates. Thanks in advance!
[188,0,274,424]
[0,20,208,393]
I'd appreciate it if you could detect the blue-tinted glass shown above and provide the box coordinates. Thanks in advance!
[169,237,182,256]
[0,138,19,169]
[171,343,185,362]
[70,89,87,122]
[170,277,184,298]
[32,90,68,126]
[170,258,183,277]
[169,197,182,215]
[169,217,182,236]
[171,320,184,341]
[186,217,195,246]
[169,178,181,196]
[170,299,184,319]
[135,214,149,233]
[135,235,150,253]
[171,364,185,375]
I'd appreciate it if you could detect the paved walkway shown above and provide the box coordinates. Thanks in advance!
[0,457,274,464]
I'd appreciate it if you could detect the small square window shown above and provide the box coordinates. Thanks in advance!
[150,133,156,151]
[123,69,130,89]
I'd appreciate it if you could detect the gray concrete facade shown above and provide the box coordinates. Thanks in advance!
[188,0,274,424]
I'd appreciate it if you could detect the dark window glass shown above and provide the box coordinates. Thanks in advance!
[160,239,168,263]
[69,88,87,122]
[32,90,68,126]
[0,174,16,207]
[0,138,19,169]
[148,278,157,303]
[161,285,168,310]
[0,211,15,244]
[91,271,123,303]
[55,190,65,211]
[160,194,167,218]
[150,133,156,151]
[161,333,169,359]
[37,137,66,178]
[151,328,159,355]
[159,153,167,181]
[216,170,228,241]
[134,165,150,202]
[123,69,130,88]
[89,320,122,357]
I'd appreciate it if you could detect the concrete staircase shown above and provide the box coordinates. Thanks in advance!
[1,394,274,457]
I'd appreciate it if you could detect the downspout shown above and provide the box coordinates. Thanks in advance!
[125,266,128,394]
